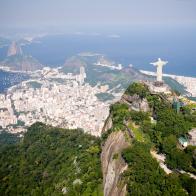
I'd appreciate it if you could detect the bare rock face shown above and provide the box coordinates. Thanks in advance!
[1,55,43,72]
[101,131,130,196]
[102,114,113,133]
[122,94,140,103]
[140,98,150,112]
[122,94,150,112]
[1,41,43,72]
[7,41,22,57]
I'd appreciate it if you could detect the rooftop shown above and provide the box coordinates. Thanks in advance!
[178,137,188,144]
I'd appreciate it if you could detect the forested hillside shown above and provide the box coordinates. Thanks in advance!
[102,82,196,196]
[1,82,196,196]
[0,123,103,196]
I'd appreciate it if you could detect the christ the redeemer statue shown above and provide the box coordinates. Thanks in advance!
[150,58,168,82]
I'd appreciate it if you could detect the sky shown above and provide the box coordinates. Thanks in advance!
[0,0,196,33]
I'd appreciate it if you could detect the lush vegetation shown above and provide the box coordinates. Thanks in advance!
[129,110,150,125]
[1,82,195,195]
[125,82,149,98]
[178,174,196,196]
[146,94,196,172]
[107,82,196,195]
[0,122,103,196]
[122,142,189,196]
[0,131,20,145]
[110,103,129,131]
[110,101,150,132]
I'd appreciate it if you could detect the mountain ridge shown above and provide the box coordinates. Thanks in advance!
[0,54,44,72]
[0,82,196,195]
[0,41,44,72]
[62,55,150,91]
[101,82,196,196]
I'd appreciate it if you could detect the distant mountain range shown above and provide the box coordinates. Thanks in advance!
[0,41,43,72]
[1,55,44,72]
[62,54,150,92]
[7,41,22,57]
[61,54,188,95]
[0,39,190,95]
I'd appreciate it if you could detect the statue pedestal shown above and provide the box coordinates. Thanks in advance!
[145,80,171,94]
[154,81,164,87]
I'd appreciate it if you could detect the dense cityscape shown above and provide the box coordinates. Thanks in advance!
[0,67,115,136]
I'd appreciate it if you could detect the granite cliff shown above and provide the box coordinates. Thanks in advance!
[1,41,43,72]
[101,82,196,196]
[101,130,129,196]
[7,41,23,57]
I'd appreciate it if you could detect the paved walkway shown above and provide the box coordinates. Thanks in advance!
[150,150,196,179]
[150,150,172,174]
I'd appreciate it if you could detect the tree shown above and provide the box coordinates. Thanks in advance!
[126,82,150,98]
[122,142,186,196]
[179,174,196,196]
[0,123,103,196]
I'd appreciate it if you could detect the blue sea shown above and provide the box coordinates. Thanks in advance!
[0,26,195,77]
[0,70,29,93]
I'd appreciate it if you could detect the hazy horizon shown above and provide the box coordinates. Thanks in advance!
[0,0,195,77]
[0,0,196,36]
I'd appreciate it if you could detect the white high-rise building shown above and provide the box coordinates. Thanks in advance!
[80,66,86,78]
[78,66,86,85]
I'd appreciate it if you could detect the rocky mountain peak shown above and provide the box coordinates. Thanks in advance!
[7,41,23,57]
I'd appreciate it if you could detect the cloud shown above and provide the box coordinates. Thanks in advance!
[108,34,120,38]
[74,32,85,35]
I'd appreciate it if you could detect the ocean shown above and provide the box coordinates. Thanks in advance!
[0,26,195,77]
[0,70,29,93]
